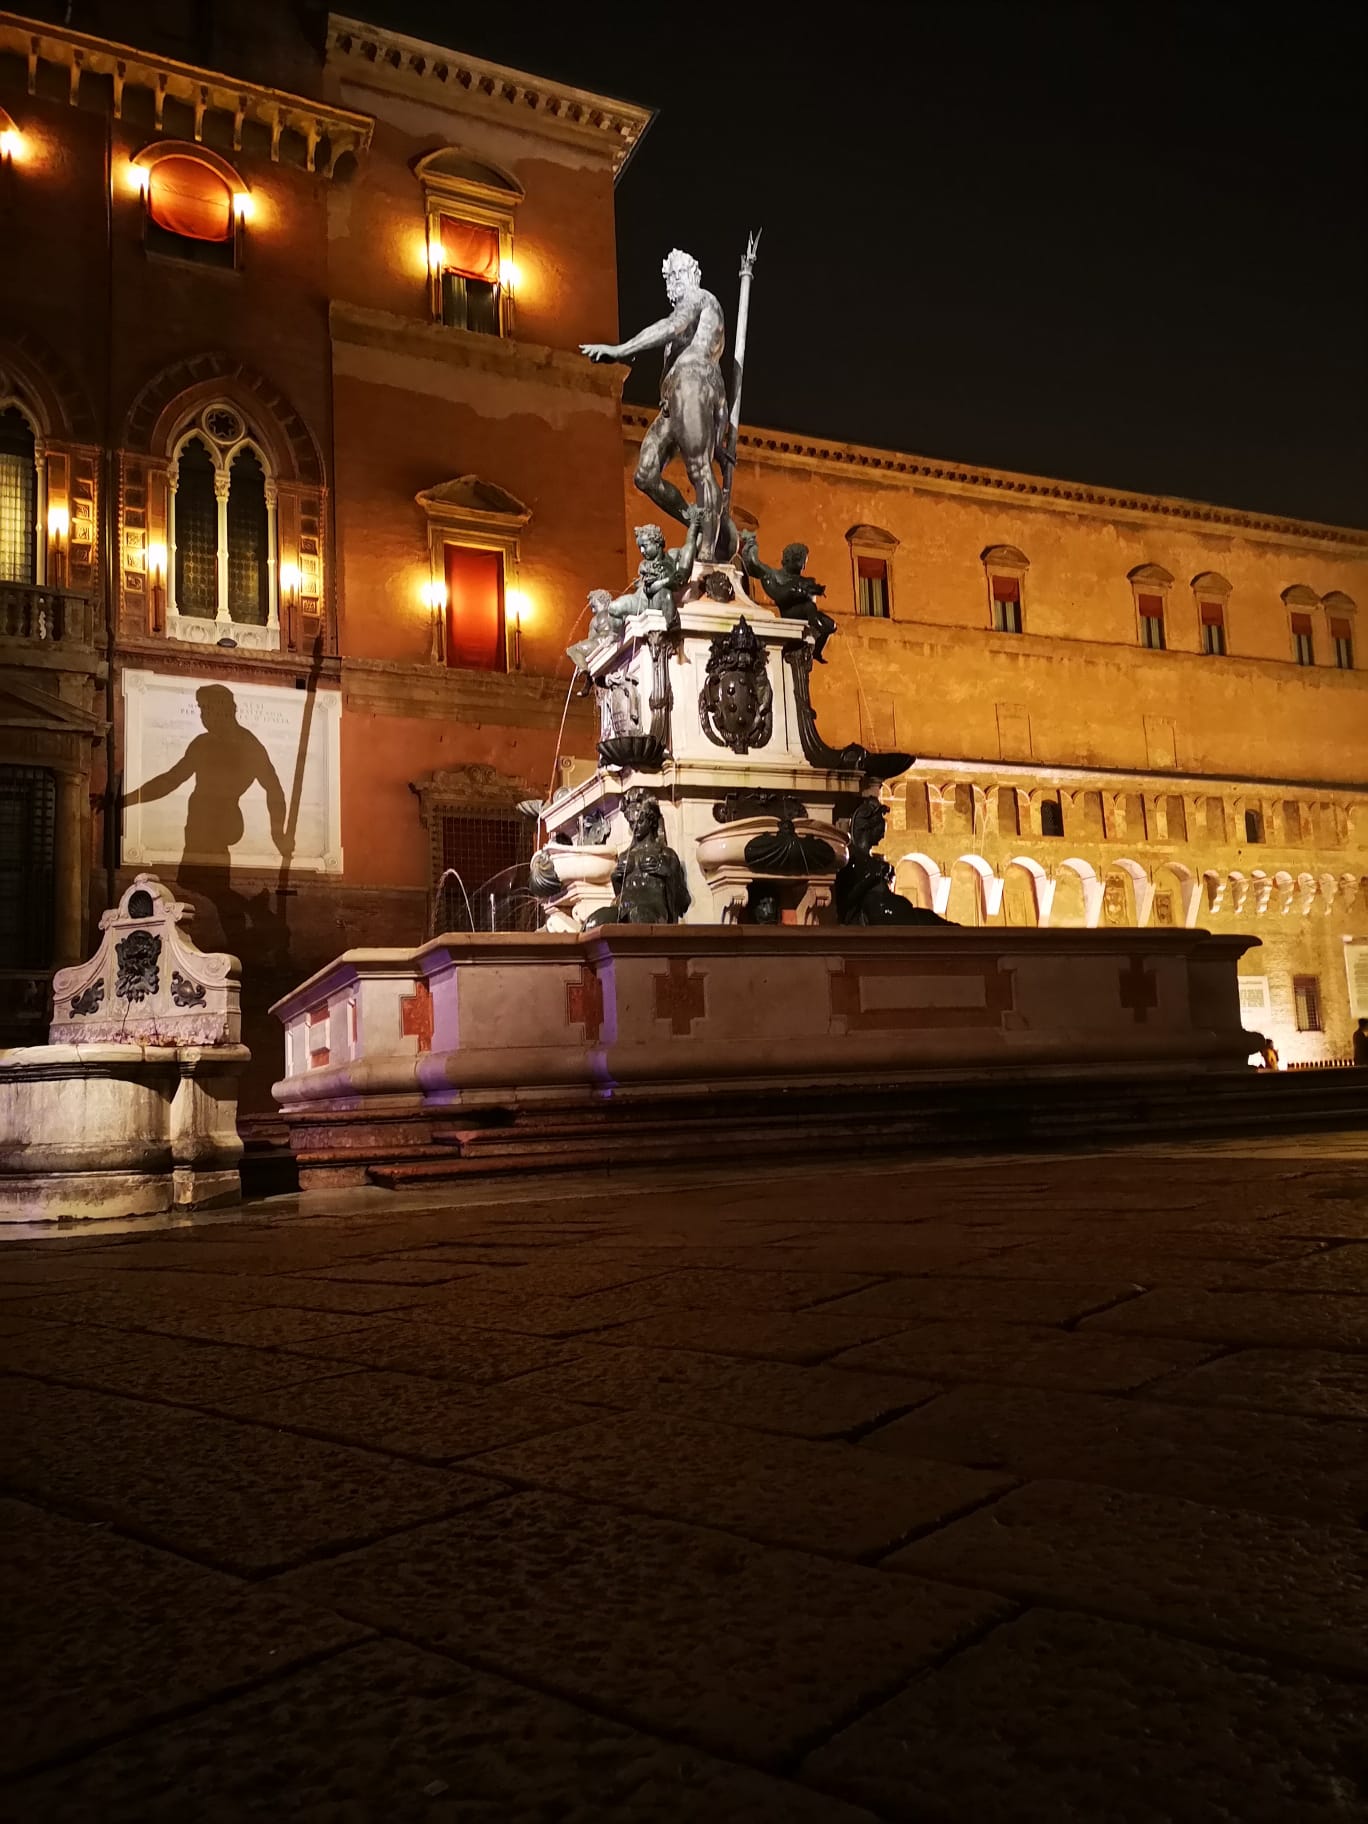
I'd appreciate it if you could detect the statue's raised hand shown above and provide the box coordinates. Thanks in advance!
[580,343,619,362]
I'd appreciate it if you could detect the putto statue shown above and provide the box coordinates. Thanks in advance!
[835,797,949,926]
[582,249,731,561]
[566,512,702,679]
[739,531,838,663]
[587,786,691,926]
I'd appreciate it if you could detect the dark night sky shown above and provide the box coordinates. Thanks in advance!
[369,2,1366,528]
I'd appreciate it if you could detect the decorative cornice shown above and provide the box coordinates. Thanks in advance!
[326,16,652,177]
[623,406,1368,554]
[329,301,625,401]
[0,10,373,175]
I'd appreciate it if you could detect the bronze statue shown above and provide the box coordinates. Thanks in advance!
[567,514,701,683]
[587,787,691,926]
[739,531,838,663]
[835,797,949,925]
[582,250,730,561]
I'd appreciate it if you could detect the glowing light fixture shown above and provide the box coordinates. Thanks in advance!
[145,541,167,579]
[506,587,528,669]
[232,190,253,222]
[499,256,520,291]
[279,561,301,598]
[48,505,69,589]
[129,162,150,197]
[427,233,444,273]
[48,505,69,541]
[420,580,447,611]
[0,127,23,163]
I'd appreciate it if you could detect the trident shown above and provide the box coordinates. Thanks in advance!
[719,228,761,553]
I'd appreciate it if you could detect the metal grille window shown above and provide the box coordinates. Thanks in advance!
[1292,975,1323,1033]
[433,811,534,931]
[226,445,268,624]
[0,765,56,969]
[0,406,36,586]
[174,435,218,617]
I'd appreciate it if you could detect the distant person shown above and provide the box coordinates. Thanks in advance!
[1353,1019,1368,1067]
[1259,1040,1279,1071]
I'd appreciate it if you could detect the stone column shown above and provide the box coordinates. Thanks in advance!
[214,468,232,634]
[52,769,86,967]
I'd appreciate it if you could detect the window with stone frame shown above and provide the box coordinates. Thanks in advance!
[1324,594,1356,670]
[417,151,522,340]
[1199,599,1226,654]
[1138,593,1167,650]
[982,545,1028,633]
[417,765,538,934]
[1290,611,1315,666]
[847,525,897,619]
[415,475,530,671]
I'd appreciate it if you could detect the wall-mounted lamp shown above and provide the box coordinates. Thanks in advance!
[47,504,69,588]
[232,190,253,223]
[499,256,520,292]
[427,234,444,274]
[421,578,447,664]
[145,540,167,628]
[129,162,150,198]
[0,126,23,164]
[505,586,528,670]
[279,561,301,602]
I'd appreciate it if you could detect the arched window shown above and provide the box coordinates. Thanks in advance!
[0,402,37,584]
[1040,796,1065,837]
[167,404,279,647]
[982,545,1029,634]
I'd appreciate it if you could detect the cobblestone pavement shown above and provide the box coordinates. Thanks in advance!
[2,1133,1366,1821]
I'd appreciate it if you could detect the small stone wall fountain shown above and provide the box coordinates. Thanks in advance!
[0,874,248,1221]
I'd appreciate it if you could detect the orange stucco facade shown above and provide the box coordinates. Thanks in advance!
[1,4,1364,1110]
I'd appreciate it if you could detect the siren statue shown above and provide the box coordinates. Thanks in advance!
[835,798,948,926]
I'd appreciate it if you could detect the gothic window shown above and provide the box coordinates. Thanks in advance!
[167,404,281,647]
[173,436,218,619]
[226,446,269,625]
[0,403,36,585]
[1290,612,1315,666]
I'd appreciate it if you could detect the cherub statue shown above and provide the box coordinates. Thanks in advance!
[586,786,691,926]
[566,512,702,682]
[834,797,949,925]
[739,532,838,663]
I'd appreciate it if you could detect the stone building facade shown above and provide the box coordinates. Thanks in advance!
[663,416,1368,1064]
[1,3,1364,1103]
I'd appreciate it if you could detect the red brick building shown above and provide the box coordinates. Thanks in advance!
[0,3,648,1102]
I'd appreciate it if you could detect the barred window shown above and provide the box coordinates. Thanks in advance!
[433,811,534,932]
[0,405,36,586]
[0,764,55,969]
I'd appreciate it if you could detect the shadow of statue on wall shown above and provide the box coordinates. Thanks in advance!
[123,683,292,961]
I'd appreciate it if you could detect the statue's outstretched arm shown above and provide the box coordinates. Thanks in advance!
[582,305,690,363]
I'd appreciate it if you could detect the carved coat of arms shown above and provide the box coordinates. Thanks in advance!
[698,617,773,755]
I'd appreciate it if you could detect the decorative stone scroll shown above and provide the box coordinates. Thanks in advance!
[49,874,240,1045]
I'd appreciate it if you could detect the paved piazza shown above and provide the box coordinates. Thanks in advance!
[3,1131,1366,1820]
